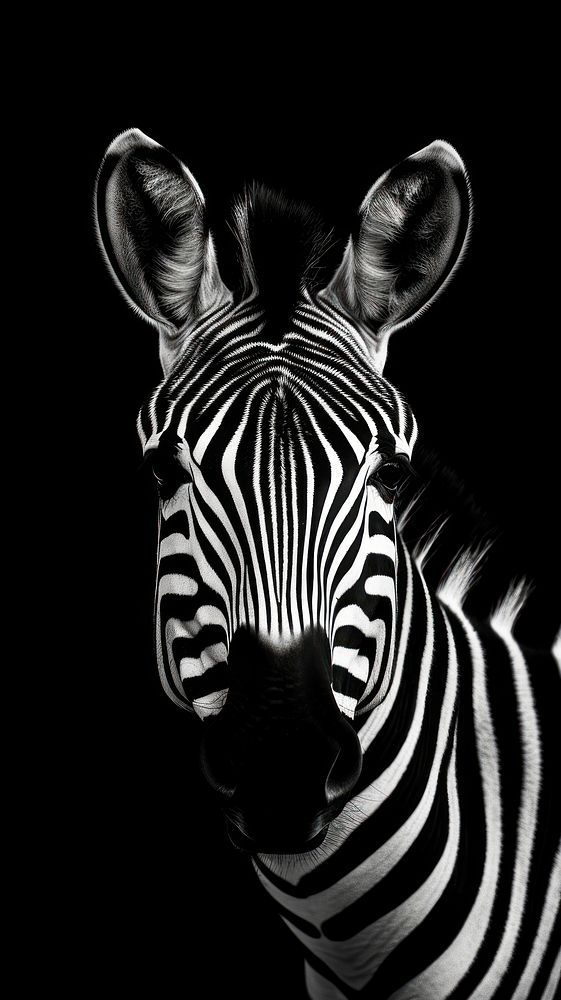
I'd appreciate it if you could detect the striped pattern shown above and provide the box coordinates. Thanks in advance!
[136,293,560,998]
[138,294,416,721]
[254,539,561,999]
[98,129,560,997]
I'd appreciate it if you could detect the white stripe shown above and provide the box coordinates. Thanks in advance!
[396,609,501,999]
[158,573,197,598]
[192,395,237,463]
[471,622,542,997]
[511,843,561,1000]
[543,946,561,1000]
[159,532,190,557]
[179,644,227,679]
[260,561,433,881]
[332,647,370,682]
[269,732,461,991]
[364,575,396,599]
[288,434,302,633]
[258,609,457,933]
[253,395,281,638]
[221,390,268,629]
[320,473,367,628]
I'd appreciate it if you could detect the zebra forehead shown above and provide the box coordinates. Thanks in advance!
[141,373,412,464]
[137,303,416,454]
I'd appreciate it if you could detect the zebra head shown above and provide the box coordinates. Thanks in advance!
[96,131,471,853]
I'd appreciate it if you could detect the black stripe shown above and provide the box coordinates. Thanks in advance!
[151,310,265,424]
[365,611,485,997]
[297,945,360,998]
[159,510,190,541]
[331,666,365,702]
[526,903,561,1000]
[172,625,225,662]
[323,714,456,939]
[447,623,522,999]
[181,662,229,702]
[353,558,427,796]
[158,554,197,578]
[493,646,561,1000]
[275,903,321,939]
[275,572,449,900]
[190,487,242,587]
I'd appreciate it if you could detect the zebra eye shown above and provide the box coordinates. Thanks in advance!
[151,452,192,502]
[368,460,408,501]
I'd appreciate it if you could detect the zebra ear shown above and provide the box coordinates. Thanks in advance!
[323,141,471,370]
[95,128,230,373]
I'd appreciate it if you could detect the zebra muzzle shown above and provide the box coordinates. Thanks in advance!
[198,626,363,852]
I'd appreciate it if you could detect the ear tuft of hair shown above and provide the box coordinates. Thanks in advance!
[231,184,336,337]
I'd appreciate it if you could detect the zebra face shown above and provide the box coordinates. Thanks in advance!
[97,130,470,851]
[138,314,416,850]
[139,313,417,723]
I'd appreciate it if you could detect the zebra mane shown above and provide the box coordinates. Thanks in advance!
[397,446,532,631]
[230,184,337,337]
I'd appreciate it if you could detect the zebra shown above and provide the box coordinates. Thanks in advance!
[95,129,561,999]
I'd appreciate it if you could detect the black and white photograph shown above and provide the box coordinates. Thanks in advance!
[45,65,559,999]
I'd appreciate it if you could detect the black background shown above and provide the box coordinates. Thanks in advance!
[48,73,559,998]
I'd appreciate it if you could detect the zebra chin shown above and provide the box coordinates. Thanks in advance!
[225,813,331,855]
[198,626,363,854]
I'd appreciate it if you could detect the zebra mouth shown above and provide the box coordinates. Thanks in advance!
[225,818,330,855]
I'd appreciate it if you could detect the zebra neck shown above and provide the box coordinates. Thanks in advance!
[349,539,460,852]
[356,533,460,768]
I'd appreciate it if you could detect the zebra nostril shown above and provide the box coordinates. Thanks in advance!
[324,725,362,805]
